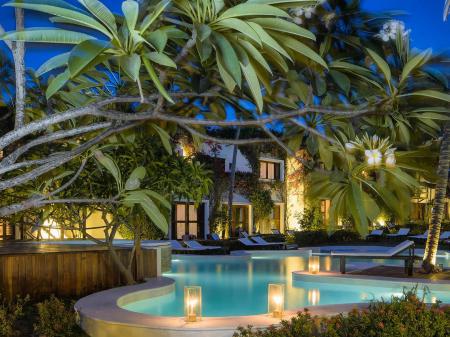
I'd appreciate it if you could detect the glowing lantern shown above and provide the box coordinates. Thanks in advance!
[184,286,201,322]
[308,255,320,274]
[308,289,320,305]
[268,283,285,318]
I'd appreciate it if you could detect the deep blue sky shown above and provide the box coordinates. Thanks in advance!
[0,0,449,69]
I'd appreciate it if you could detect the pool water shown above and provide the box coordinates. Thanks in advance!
[123,252,450,317]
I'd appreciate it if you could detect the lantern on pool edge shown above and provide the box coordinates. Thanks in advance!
[268,283,285,318]
[309,255,320,274]
[184,286,202,322]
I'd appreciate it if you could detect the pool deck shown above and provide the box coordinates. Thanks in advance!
[350,266,450,281]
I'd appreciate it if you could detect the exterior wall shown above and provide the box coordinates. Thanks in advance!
[285,151,306,230]
[201,143,252,173]
[0,245,170,300]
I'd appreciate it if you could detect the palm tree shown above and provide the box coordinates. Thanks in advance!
[423,123,449,272]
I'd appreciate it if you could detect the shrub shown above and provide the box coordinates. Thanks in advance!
[234,290,450,337]
[0,295,28,337]
[329,230,361,243]
[294,230,328,246]
[34,296,85,337]
[295,206,325,231]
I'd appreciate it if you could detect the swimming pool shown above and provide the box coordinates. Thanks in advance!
[122,251,450,317]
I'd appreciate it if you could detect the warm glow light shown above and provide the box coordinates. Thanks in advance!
[184,286,201,322]
[268,284,285,319]
[285,151,306,230]
[308,289,320,305]
[308,255,320,274]
[323,256,332,272]
[40,219,61,239]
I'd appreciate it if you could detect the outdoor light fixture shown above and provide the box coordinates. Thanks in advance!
[184,286,201,322]
[308,255,320,274]
[308,289,320,305]
[268,283,285,318]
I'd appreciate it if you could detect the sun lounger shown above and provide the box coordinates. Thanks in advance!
[184,240,221,250]
[169,240,199,251]
[239,231,250,238]
[251,236,298,250]
[366,229,384,240]
[386,228,410,238]
[210,233,221,241]
[331,240,417,275]
[238,237,279,249]
[271,229,281,235]
[286,230,295,236]
[408,230,429,240]
[439,231,450,241]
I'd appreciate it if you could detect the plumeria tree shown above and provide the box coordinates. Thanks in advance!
[0,0,448,274]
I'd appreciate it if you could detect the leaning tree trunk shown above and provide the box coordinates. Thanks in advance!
[227,128,240,238]
[13,8,26,129]
[423,122,450,272]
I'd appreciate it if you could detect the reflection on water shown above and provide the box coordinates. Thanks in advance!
[123,253,450,317]
[308,289,320,305]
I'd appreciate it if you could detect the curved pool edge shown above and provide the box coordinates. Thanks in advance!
[74,276,369,337]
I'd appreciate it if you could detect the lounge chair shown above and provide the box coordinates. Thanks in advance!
[252,236,298,250]
[331,240,418,276]
[184,240,222,250]
[408,230,428,240]
[210,233,221,241]
[170,240,197,251]
[439,231,450,241]
[239,231,250,238]
[286,230,295,236]
[271,229,281,235]
[386,228,410,238]
[366,229,384,240]
[238,237,281,249]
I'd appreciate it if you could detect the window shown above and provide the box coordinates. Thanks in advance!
[259,161,280,180]
[173,203,203,239]
[0,220,14,240]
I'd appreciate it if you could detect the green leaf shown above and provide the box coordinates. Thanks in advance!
[147,29,168,52]
[277,35,327,68]
[68,39,108,77]
[240,56,263,112]
[399,49,431,86]
[122,0,139,32]
[123,191,168,233]
[216,18,261,46]
[247,22,291,60]
[402,90,450,103]
[142,190,171,209]
[146,52,176,68]
[152,124,172,154]
[5,2,113,38]
[142,57,174,103]
[366,48,391,86]
[238,39,272,74]
[197,24,212,42]
[0,28,95,44]
[249,18,315,40]
[120,54,141,81]
[94,150,122,192]
[318,138,333,170]
[79,0,118,37]
[216,54,237,92]
[46,69,71,99]
[329,70,350,95]
[348,181,368,235]
[36,52,70,77]
[139,0,171,33]
[212,32,241,86]
[125,166,146,190]
[218,4,289,20]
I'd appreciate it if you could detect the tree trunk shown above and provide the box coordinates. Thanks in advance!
[13,8,26,129]
[227,127,240,238]
[423,122,450,272]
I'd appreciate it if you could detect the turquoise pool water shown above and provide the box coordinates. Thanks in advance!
[123,252,450,317]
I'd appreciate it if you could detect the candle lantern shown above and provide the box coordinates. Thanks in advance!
[309,255,320,274]
[184,286,202,322]
[268,283,285,318]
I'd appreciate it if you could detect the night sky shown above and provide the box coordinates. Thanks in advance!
[0,0,448,69]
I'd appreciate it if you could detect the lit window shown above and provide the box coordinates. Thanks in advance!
[260,161,280,180]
